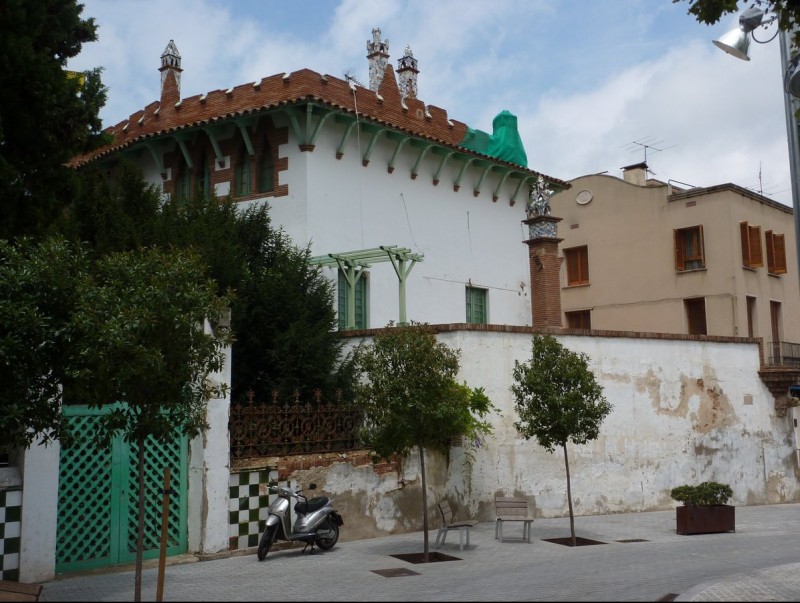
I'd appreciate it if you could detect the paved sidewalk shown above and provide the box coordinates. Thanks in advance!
[39,503,800,602]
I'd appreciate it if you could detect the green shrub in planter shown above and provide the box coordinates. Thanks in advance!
[670,481,733,506]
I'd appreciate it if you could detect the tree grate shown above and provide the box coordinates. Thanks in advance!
[371,568,420,577]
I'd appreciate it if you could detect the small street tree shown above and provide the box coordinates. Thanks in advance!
[68,246,233,602]
[511,334,612,547]
[352,322,495,561]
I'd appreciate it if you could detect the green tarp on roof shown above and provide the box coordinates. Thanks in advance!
[458,110,528,167]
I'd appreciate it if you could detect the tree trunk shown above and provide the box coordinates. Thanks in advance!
[134,433,146,602]
[419,443,429,562]
[563,442,576,547]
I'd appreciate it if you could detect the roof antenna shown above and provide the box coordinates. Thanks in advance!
[343,70,366,89]
[620,137,677,175]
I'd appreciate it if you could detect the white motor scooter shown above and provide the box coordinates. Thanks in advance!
[257,482,343,560]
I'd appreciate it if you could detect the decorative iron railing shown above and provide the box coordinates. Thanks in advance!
[230,389,364,459]
[766,341,800,367]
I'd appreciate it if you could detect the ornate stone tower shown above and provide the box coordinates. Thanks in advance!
[159,39,182,106]
[367,28,390,92]
[523,177,563,328]
[397,45,418,100]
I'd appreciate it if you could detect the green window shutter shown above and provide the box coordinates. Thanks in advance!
[258,143,274,193]
[236,147,251,196]
[337,272,346,330]
[338,271,367,329]
[199,155,210,200]
[466,286,487,324]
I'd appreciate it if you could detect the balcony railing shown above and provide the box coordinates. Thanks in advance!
[766,341,800,367]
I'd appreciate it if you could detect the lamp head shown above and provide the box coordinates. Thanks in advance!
[713,27,751,60]
[785,55,800,99]
[738,7,766,34]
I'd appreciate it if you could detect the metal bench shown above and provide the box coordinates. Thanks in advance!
[435,500,478,551]
[495,496,534,542]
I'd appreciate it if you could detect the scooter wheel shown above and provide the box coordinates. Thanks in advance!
[257,525,277,561]
[315,520,339,550]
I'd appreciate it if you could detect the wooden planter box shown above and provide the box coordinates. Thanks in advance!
[676,505,735,535]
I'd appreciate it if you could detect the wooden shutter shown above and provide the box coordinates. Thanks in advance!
[674,229,685,270]
[749,225,763,267]
[741,222,763,267]
[579,247,589,283]
[696,225,705,267]
[685,298,707,335]
[740,222,750,266]
[767,231,787,274]
[774,234,787,274]
[566,249,580,285]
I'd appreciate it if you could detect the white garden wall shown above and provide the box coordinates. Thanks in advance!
[343,327,800,522]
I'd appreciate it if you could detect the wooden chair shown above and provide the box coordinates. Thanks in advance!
[435,500,478,551]
[495,496,535,542]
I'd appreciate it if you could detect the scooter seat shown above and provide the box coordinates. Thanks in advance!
[295,496,329,514]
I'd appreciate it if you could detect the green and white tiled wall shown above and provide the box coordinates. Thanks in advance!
[0,488,22,581]
[228,468,294,551]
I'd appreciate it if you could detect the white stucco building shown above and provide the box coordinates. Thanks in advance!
[4,28,799,585]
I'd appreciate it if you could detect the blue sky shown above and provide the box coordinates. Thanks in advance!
[69,0,794,207]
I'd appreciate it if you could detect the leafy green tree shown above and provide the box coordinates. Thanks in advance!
[65,162,350,403]
[511,334,612,547]
[0,238,86,450]
[67,246,232,602]
[0,0,108,239]
[674,0,800,47]
[352,322,496,561]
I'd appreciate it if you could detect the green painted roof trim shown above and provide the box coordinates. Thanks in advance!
[458,110,528,168]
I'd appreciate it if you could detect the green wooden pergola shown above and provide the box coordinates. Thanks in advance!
[309,245,423,329]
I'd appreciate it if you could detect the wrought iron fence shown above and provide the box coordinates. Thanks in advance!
[230,389,363,460]
[766,341,800,367]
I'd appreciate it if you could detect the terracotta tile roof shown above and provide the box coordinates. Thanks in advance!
[70,65,569,188]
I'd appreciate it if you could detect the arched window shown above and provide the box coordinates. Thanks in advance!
[235,142,251,197]
[258,140,274,194]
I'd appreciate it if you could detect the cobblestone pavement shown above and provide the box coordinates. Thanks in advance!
[39,503,800,602]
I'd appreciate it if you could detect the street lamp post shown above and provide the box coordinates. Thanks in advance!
[714,9,800,297]
[778,29,800,294]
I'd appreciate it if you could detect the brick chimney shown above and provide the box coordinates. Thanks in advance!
[159,39,182,107]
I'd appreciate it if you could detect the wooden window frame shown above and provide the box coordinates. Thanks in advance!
[740,221,763,268]
[765,230,787,275]
[684,297,707,335]
[674,226,705,271]
[564,245,589,285]
[565,310,591,329]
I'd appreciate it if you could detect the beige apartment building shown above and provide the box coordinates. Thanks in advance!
[549,163,800,365]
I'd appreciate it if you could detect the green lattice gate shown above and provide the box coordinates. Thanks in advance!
[56,404,188,574]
